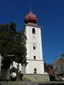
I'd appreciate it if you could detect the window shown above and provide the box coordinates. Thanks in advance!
[34,68,37,74]
[32,28,35,34]
[34,56,36,60]
[33,46,36,50]
[33,43,37,50]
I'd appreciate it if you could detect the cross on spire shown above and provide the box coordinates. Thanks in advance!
[30,4,32,11]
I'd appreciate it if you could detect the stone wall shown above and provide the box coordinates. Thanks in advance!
[23,74,50,82]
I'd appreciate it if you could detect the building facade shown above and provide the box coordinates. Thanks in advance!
[53,54,64,80]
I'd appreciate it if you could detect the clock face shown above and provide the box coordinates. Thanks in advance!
[33,35,35,39]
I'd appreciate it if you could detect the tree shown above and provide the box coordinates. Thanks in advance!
[44,62,49,72]
[0,22,27,70]
[44,62,53,72]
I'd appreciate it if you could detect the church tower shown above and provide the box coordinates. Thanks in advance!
[24,9,44,74]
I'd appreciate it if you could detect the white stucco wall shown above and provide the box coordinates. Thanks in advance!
[25,25,44,74]
[10,61,17,69]
[10,61,22,73]
[25,60,44,74]
[25,25,43,60]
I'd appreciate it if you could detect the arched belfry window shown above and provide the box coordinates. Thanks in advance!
[34,68,37,74]
[32,28,35,34]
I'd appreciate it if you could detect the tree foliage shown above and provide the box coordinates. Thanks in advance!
[44,62,53,72]
[0,22,27,69]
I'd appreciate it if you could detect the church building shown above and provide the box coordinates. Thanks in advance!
[0,9,49,82]
[24,9,44,74]
[22,9,49,82]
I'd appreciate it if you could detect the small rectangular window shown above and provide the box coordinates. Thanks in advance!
[34,68,37,74]
[33,46,36,50]
[34,56,36,60]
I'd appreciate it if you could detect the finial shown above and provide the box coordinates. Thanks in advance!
[30,4,32,11]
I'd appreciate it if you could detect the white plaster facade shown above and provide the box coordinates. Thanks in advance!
[24,24,44,74]
[10,61,22,73]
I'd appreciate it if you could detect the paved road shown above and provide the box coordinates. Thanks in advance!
[32,82,64,85]
[38,82,64,85]
[0,81,64,85]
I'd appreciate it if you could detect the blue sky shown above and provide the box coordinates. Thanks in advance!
[0,0,64,64]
